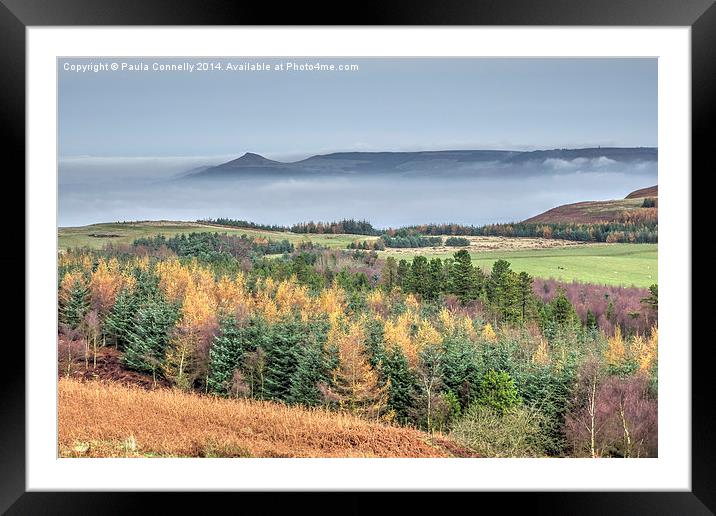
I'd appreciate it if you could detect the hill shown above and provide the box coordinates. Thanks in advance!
[58,378,474,458]
[625,185,658,199]
[57,221,379,251]
[523,185,658,224]
[184,147,657,180]
[523,199,646,224]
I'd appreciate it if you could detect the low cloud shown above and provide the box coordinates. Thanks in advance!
[59,158,657,227]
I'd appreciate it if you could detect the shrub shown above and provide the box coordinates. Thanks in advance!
[445,237,470,247]
[451,404,547,457]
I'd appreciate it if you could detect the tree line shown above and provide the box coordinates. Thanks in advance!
[199,216,657,245]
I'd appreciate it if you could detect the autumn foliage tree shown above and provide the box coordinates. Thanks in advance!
[327,321,389,421]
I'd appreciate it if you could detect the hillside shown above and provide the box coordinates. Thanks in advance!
[184,147,657,180]
[57,221,378,251]
[523,186,658,225]
[523,199,646,224]
[625,185,658,199]
[58,378,474,458]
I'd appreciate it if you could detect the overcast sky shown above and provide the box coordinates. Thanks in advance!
[59,57,657,159]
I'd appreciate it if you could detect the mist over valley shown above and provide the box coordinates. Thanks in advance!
[59,147,657,228]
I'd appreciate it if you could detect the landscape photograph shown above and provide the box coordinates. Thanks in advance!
[57,57,658,458]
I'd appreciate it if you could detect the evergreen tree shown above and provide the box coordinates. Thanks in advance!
[207,317,248,394]
[547,289,578,329]
[263,317,312,401]
[516,363,576,456]
[409,256,430,298]
[517,271,534,323]
[585,309,598,330]
[396,259,409,290]
[487,260,520,323]
[382,256,398,291]
[475,369,522,415]
[104,288,137,349]
[427,258,445,301]
[441,336,481,408]
[641,284,658,314]
[379,346,418,424]
[61,278,89,329]
[122,297,179,380]
[450,250,476,303]
[287,341,327,406]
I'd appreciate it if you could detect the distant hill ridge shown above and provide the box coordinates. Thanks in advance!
[183,147,658,179]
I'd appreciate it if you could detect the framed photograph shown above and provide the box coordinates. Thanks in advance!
[6,0,711,511]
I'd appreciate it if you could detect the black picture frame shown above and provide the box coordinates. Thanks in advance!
[4,0,709,512]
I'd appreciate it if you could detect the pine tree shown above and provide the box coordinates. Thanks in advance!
[475,369,522,415]
[450,250,476,303]
[517,271,534,323]
[409,256,430,298]
[122,297,179,381]
[548,289,578,329]
[263,317,307,401]
[641,284,658,323]
[104,288,137,349]
[287,342,327,406]
[441,335,481,408]
[207,317,247,394]
[427,258,445,301]
[585,309,598,330]
[379,346,418,424]
[487,260,520,323]
[396,259,409,290]
[60,275,89,329]
[382,256,398,291]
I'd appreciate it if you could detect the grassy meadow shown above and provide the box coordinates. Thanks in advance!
[58,221,379,251]
[382,243,657,288]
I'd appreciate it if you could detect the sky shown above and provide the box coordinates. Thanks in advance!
[58,57,657,159]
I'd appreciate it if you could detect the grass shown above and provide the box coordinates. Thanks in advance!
[58,378,472,458]
[58,221,378,251]
[381,243,657,288]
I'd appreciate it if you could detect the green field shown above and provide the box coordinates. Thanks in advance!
[58,221,378,251]
[381,244,657,288]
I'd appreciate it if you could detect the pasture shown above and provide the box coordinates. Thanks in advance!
[382,243,657,287]
[58,221,378,251]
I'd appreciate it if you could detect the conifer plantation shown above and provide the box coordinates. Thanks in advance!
[58,230,657,458]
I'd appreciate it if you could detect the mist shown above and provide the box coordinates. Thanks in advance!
[58,156,657,228]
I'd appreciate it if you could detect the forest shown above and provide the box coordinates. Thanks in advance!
[391,217,658,244]
[58,232,658,458]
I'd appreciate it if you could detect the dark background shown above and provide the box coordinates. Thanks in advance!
[2,0,710,513]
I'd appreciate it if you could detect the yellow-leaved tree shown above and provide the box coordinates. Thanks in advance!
[384,312,417,367]
[327,321,388,421]
[482,323,497,343]
[605,326,627,368]
[632,326,658,373]
[89,258,135,317]
[165,273,218,390]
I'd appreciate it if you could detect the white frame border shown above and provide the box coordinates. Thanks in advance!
[27,27,690,491]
